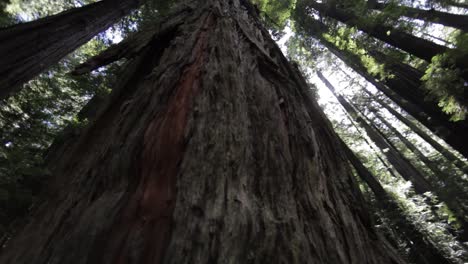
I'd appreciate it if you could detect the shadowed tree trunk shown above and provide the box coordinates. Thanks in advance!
[304,1,447,61]
[341,138,453,264]
[318,71,433,195]
[0,0,405,263]
[370,108,452,180]
[370,2,468,32]
[369,107,468,206]
[294,15,468,158]
[321,69,468,241]
[291,9,468,158]
[366,48,468,108]
[361,91,468,175]
[0,0,142,100]
[442,0,468,9]
[422,32,453,45]
[302,0,468,74]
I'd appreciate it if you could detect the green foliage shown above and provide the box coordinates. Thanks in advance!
[0,37,115,235]
[422,53,467,121]
[323,26,393,80]
[253,0,294,29]
[286,35,317,69]
[0,0,15,26]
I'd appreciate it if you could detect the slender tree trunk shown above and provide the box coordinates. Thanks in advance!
[291,9,468,157]
[443,0,468,9]
[306,1,444,61]
[320,71,468,241]
[371,2,468,32]
[371,108,451,180]
[318,71,433,195]
[341,138,453,264]
[349,90,468,242]
[301,12,468,158]
[422,32,453,46]
[338,102,402,180]
[0,0,141,100]
[0,1,405,263]
[371,107,468,204]
[367,48,468,108]
[303,0,468,69]
[364,91,468,175]
[318,37,468,158]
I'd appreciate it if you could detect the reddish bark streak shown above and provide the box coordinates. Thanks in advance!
[106,14,215,264]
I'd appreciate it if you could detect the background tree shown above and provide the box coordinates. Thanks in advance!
[0,0,142,99]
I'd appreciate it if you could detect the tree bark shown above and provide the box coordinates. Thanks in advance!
[0,1,405,263]
[0,0,141,100]
[371,2,468,32]
[341,138,454,264]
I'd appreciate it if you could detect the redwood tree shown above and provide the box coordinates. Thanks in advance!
[302,0,468,70]
[369,2,468,32]
[0,0,404,263]
[342,138,453,264]
[0,0,142,100]
[291,10,468,158]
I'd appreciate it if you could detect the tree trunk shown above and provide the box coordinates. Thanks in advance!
[422,32,453,46]
[443,0,468,9]
[341,138,453,264]
[371,108,451,180]
[365,107,468,242]
[371,107,468,205]
[367,48,468,109]
[303,0,468,69]
[309,28,468,158]
[321,68,468,241]
[318,71,433,195]
[371,2,468,32]
[362,91,468,175]
[0,0,141,100]
[0,1,405,263]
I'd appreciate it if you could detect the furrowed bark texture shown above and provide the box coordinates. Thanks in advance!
[0,1,405,263]
[0,0,141,99]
